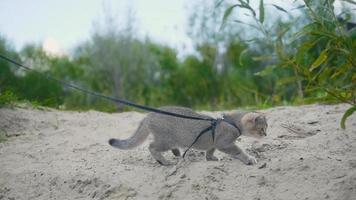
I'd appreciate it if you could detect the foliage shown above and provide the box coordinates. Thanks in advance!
[0,129,7,143]
[341,105,356,129]
[0,0,355,128]
[220,0,356,128]
[0,90,18,107]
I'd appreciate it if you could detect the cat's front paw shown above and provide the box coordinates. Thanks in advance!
[234,154,257,165]
[206,155,219,161]
[246,156,257,165]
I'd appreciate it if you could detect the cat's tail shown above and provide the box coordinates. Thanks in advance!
[108,119,150,150]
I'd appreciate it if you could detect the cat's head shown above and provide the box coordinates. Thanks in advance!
[241,112,268,138]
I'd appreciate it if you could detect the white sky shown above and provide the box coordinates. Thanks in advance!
[0,0,191,55]
[0,0,354,56]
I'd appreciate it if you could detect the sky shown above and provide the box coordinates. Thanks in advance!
[0,0,191,56]
[0,0,353,57]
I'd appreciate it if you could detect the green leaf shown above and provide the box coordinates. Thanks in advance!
[290,22,319,43]
[331,64,349,79]
[316,67,332,83]
[215,0,225,8]
[237,0,256,16]
[239,49,249,66]
[233,20,260,30]
[252,55,272,61]
[310,49,328,72]
[254,65,276,77]
[295,38,321,64]
[221,4,239,30]
[341,106,356,129]
[259,0,265,24]
[272,4,288,13]
[311,30,338,40]
[277,22,293,39]
[292,5,306,10]
[276,76,299,86]
[341,0,356,6]
[240,38,258,43]
[348,27,356,39]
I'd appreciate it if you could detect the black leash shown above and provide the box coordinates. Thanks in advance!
[0,54,212,121]
[0,54,242,157]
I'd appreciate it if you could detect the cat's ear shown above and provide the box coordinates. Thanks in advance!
[245,113,259,124]
[252,115,262,124]
[254,112,267,122]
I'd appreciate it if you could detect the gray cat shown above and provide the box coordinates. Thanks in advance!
[109,106,267,165]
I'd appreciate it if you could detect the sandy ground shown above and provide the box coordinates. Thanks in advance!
[0,104,355,200]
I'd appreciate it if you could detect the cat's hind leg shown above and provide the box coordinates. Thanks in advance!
[149,143,172,166]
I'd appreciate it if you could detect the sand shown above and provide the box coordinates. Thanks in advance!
[0,104,355,200]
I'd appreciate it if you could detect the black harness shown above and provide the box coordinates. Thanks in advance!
[0,54,242,157]
[182,114,242,158]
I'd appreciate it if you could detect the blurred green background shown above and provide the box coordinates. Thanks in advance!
[0,0,355,120]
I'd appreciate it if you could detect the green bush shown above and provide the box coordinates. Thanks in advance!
[0,90,18,107]
[221,0,355,128]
